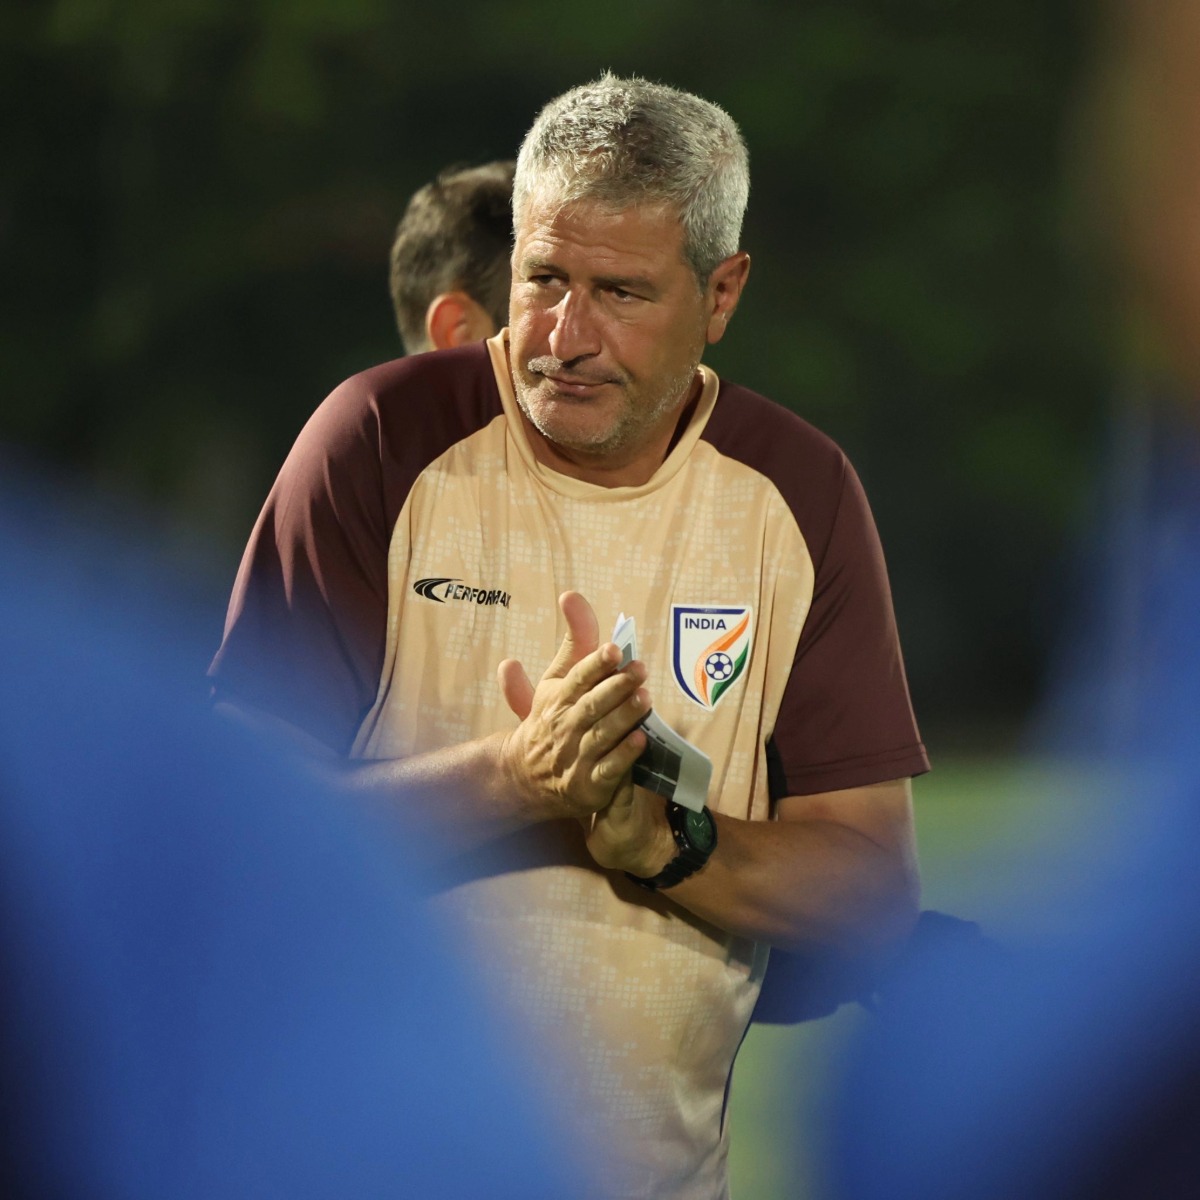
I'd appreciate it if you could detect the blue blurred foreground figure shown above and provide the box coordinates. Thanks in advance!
[832,3,1200,1193]
[832,503,1200,1197]
[0,460,579,1199]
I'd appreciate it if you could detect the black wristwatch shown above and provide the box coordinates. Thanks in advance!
[627,802,718,891]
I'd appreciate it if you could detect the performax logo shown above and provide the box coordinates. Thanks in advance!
[412,577,511,607]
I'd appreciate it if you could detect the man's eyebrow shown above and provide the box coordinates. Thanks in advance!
[520,256,560,273]
[517,257,659,297]
[595,273,658,296]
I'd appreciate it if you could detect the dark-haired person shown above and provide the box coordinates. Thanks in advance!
[212,75,927,1198]
[388,160,513,353]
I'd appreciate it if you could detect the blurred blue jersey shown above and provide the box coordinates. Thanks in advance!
[831,410,1200,1199]
[0,458,580,1199]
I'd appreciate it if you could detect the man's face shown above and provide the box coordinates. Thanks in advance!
[508,195,712,469]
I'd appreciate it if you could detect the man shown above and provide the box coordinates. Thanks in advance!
[388,160,513,353]
[211,74,928,1198]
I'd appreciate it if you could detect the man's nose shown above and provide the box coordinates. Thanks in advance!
[547,288,600,363]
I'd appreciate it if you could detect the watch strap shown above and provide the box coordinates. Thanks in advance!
[626,802,716,892]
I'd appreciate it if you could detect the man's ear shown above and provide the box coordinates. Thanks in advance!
[425,292,499,351]
[704,252,751,345]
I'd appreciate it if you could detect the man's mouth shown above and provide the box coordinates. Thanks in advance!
[542,372,611,397]
[525,359,611,397]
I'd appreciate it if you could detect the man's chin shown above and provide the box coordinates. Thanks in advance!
[514,388,604,443]
[529,412,621,456]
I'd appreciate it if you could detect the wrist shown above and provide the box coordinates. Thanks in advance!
[624,798,677,877]
[627,803,718,892]
[493,730,554,822]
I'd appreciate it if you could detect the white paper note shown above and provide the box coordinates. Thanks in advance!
[611,614,712,812]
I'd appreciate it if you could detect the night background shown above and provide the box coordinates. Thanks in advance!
[4,2,1153,1196]
[2,0,1113,743]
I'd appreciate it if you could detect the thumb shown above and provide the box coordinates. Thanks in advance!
[542,590,601,680]
[497,658,535,720]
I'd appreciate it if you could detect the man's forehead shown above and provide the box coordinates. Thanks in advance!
[514,191,687,266]
[518,183,680,232]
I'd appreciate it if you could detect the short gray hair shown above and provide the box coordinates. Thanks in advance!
[513,73,749,282]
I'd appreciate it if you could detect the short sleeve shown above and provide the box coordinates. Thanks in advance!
[208,379,391,755]
[768,459,929,798]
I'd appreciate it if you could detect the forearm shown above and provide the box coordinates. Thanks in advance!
[216,600,651,862]
[599,778,921,960]
[665,812,920,957]
[337,595,652,858]
[215,699,543,856]
[322,733,554,857]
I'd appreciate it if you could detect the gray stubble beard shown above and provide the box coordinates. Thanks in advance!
[513,357,701,459]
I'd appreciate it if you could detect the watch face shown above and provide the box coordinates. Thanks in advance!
[683,808,716,853]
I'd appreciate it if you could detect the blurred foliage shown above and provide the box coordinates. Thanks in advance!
[1,0,1108,728]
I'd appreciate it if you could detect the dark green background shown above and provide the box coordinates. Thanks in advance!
[1,0,1109,735]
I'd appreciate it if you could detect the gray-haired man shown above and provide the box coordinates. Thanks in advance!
[211,74,927,1198]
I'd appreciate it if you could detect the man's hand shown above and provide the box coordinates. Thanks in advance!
[585,781,676,878]
[497,592,650,821]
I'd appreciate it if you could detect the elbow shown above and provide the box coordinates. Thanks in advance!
[775,853,921,965]
[874,857,921,955]
[844,855,921,976]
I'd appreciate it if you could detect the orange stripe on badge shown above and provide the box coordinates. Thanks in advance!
[693,612,750,704]
[713,612,749,654]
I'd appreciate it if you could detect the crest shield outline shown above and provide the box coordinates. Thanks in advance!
[670,605,754,710]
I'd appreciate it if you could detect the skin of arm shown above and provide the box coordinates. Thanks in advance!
[502,594,921,960]
[222,590,918,958]
[587,776,920,958]
[218,592,652,861]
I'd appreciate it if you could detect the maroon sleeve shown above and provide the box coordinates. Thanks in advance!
[703,382,928,799]
[769,457,929,797]
[208,376,393,755]
[208,343,503,755]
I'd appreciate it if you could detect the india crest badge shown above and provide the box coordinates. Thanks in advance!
[671,605,754,710]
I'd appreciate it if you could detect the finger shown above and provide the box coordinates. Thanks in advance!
[559,653,646,717]
[497,658,535,720]
[592,774,638,815]
[588,723,648,787]
[573,675,650,748]
[541,591,600,681]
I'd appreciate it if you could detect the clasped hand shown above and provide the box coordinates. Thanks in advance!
[497,593,674,877]
[497,591,649,820]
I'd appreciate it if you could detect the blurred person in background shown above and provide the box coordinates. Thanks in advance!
[388,160,514,354]
[831,3,1200,1197]
[0,457,580,1200]
[210,74,928,1198]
